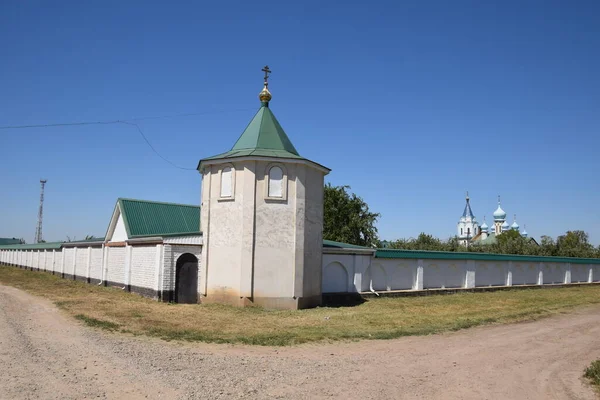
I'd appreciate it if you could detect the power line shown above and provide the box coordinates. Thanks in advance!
[119,121,196,171]
[0,108,255,170]
[0,108,255,130]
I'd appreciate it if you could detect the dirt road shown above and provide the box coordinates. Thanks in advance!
[1,284,599,400]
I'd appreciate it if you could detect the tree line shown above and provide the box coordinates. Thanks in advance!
[324,184,600,258]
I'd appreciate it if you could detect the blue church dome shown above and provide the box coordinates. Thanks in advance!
[511,214,519,230]
[521,224,528,238]
[480,218,489,232]
[501,221,510,231]
[493,196,506,221]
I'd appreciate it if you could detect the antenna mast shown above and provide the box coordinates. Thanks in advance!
[35,179,47,243]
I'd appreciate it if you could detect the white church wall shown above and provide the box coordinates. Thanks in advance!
[322,252,372,293]
[542,263,565,284]
[202,163,246,300]
[511,262,538,286]
[570,264,589,283]
[253,161,297,299]
[423,260,466,289]
[475,262,507,286]
[593,265,600,282]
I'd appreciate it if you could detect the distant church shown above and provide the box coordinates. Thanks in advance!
[457,193,530,246]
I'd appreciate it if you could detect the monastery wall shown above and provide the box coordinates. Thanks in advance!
[3,245,600,304]
[322,251,600,294]
[0,243,201,302]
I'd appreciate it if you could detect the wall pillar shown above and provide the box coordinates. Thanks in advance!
[506,261,513,286]
[589,264,594,283]
[565,263,571,284]
[465,260,476,288]
[61,248,66,277]
[52,250,56,274]
[101,245,109,285]
[72,247,77,279]
[414,259,424,290]
[124,245,132,290]
[155,244,164,300]
[86,247,92,283]
[538,262,544,285]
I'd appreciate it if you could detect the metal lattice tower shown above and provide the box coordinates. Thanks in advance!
[35,179,47,244]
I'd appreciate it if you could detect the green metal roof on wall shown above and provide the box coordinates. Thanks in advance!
[375,248,600,264]
[323,239,373,250]
[0,242,64,250]
[0,238,22,245]
[118,198,200,238]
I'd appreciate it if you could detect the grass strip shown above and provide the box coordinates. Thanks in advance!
[2,264,600,346]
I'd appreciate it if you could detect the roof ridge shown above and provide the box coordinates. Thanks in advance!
[118,198,199,208]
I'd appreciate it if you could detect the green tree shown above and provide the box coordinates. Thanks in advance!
[556,230,596,258]
[323,184,380,247]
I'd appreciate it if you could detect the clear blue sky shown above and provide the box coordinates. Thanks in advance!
[1,1,599,245]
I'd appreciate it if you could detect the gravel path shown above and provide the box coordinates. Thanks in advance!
[1,284,599,400]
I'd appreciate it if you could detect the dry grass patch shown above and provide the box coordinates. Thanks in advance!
[2,264,600,346]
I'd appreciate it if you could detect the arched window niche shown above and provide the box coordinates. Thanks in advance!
[219,164,235,200]
[265,164,287,200]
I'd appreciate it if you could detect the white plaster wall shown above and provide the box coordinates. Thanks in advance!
[106,247,126,285]
[385,259,416,290]
[423,260,465,289]
[202,163,245,298]
[90,248,103,281]
[542,263,566,284]
[130,245,158,290]
[593,266,600,282]
[511,262,539,285]
[475,262,506,286]
[323,262,349,293]
[33,251,39,269]
[322,253,370,293]
[570,264,589,283]
[253,161,296,299]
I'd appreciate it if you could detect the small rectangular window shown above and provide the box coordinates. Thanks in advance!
[220,167,233,198]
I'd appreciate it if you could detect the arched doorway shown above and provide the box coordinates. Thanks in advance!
[175,253,198,304]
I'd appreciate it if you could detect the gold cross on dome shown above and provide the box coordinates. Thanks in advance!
[262,65,271,85]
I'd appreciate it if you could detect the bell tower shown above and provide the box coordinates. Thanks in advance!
[197,67,331,309]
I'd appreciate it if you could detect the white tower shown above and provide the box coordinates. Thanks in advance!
[198,67,330,310]
[457,192,479,246]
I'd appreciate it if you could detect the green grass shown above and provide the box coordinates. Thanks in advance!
[74,314,120,331]
[585,360,600,388]
[2,264,600,346]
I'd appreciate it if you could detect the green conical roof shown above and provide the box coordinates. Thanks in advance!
[200,103,323,165]
[198,93,329,172]
[231,105,299,155]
